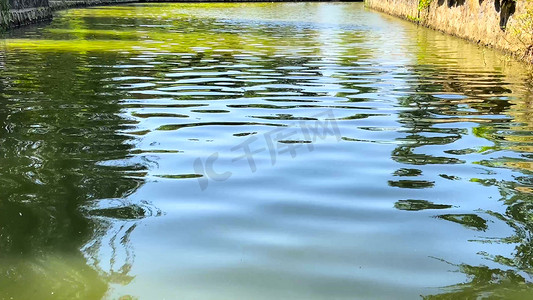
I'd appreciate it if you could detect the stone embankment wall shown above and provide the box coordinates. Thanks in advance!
[1,0,51,28]
[365,0,533,63]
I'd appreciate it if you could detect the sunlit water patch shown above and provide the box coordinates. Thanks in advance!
[0,2,532,299]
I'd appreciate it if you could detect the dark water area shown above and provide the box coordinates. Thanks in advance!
[0,2,532,299]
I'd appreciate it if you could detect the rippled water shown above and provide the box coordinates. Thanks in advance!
[1,2,533,299]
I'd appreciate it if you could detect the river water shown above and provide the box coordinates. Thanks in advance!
[0,2,532,299]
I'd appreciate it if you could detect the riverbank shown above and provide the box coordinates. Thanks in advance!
[365,0,533,64]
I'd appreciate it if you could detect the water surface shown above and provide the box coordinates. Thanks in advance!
[1,3,533,299]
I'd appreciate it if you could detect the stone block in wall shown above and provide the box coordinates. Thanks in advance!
[9,0,49,10]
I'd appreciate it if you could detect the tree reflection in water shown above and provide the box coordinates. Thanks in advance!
[391,56,533,297]
[0,43,156,298]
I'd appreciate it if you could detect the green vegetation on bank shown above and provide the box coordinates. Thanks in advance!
[418,0,432,11]
[512,0,533,60]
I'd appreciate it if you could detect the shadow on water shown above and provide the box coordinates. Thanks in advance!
[0,38,157,298]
